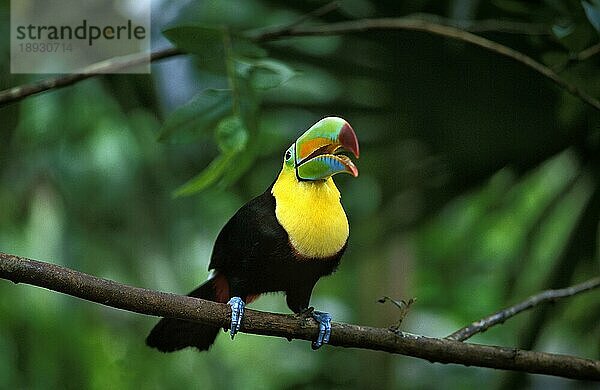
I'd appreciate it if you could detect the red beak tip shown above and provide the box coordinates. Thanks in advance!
[340,122,360,159]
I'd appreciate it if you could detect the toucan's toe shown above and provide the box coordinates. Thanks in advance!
[228,296,245,339]
[311,310,332,350]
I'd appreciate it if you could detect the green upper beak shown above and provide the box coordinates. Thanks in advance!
[294,117,359,181]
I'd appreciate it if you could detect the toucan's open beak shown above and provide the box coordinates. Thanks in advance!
[294,117,359,181]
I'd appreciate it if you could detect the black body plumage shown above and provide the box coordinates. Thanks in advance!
[146,185,345,352]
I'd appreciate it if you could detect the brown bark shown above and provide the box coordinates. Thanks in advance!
[1,252,598,381]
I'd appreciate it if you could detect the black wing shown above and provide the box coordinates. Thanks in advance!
[208,188,291,274]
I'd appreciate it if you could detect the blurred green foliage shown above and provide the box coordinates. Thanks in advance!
[1,0,600,389]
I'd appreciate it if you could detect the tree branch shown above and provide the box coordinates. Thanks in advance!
[554,43,600,73]
[253,0,340,38]
[577,42,600,62]
[1,16,598,112]
[0,47,183,107]
[447,276,600,342]
[1,252,599,381]
[399,13,550,35]
[252,18,600,112]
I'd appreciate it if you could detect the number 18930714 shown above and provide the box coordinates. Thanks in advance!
[18,43,73,53]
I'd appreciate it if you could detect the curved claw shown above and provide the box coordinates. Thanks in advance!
[311,311,332,350]
[227,296,245,339]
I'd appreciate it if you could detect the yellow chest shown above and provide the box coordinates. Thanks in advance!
[271,169,349,258]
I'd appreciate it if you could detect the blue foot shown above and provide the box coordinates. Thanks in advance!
[227,296,245,339]
[311,311,332,350]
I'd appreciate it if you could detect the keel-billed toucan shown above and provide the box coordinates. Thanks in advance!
[146,117,359,351]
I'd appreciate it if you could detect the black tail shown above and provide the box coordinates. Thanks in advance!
[146,278,221,352]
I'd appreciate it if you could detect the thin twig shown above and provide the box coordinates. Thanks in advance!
[252,0,340,41]
[252,18,600,112]
[0,252,599,380]
[0,47,183,107]
[378,296,415,331]
[405,13,550,35]
[578,42,600,61]
[554,43,600,73]
[447,276,600,342]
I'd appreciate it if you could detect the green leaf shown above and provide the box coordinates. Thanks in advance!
[236,58,297,90]
[173,153,235,197]
[219,147,257,188]
[582,0,600,32]
[215,115,249,153]
[162,25,228,73]
[234,74,260,134]
[232,40,268,59]
[162,26,266,74]
[540,51,569,67]
[158,89,232,143]
[552,24,575,39]
[162,25,225,57]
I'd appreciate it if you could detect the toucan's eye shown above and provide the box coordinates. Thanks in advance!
[285,150,292,160]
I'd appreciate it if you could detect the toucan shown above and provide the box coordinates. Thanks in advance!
[146,117,359,351]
